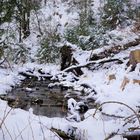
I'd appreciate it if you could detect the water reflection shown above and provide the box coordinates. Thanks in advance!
[1,79,68,118]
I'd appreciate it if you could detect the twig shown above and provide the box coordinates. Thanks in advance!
[38,116,45,140]
[0,58,6,66]
[124,114,136,121]
[1,127,5,140]
[3,122,13,140]
[123,115,137,127]
[0,118,13,140]
[104,130,119,140]
[15,121,33,140]
[101,115,107,138]
[16,124,24,140]
[4,57,13,72]
[102,112,125,119]
[33,120,62,140]
[28,118,35,140]
[33,6,43,35]
[93,101,140,125]
[0,108,13,128]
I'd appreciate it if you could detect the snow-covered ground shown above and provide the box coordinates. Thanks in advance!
[0,0,140,139]
[0,44,139,140]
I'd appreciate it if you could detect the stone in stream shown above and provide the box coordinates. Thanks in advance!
[67,98,89,122]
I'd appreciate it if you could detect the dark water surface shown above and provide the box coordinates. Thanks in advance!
[0,78,82,118]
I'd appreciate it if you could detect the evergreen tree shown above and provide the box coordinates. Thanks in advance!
[0,0,17,24]
[1,0,41,41]
[101,0,130,29]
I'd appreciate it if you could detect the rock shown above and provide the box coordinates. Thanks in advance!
[38,68,45,74]
[67,98,88,121]
[66,113,81,122]
[132,22,140,33]
[68,98,77,114]
[31,98,43,105]
[80,83,92,89]
[75,101,88,114]
[25,87,33,92]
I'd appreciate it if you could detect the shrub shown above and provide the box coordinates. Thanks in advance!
[37,33,61,63]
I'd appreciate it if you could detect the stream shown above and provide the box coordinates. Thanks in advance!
[0,76,95,118]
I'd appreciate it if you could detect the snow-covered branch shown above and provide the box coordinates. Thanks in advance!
[63,58,123,73]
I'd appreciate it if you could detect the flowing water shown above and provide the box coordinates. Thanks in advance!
[0,77,88,118]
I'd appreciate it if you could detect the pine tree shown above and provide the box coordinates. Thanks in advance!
[101,0,130,29]
[0,0,17,24]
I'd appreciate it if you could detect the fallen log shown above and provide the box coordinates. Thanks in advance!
[90,38,140,61]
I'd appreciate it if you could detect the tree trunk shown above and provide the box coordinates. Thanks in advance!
[60,45,83,76]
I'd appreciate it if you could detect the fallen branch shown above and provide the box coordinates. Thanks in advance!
[104,130,119,140]
[51,128,71,139]
[0,58,6,66]
[93,101,140,125]
[19,71,53,80]
[102,112,124,119]
[63,58,123,72]
[0,57,13,71]
[0,107,13,128]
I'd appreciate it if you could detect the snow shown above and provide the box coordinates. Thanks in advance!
[67,98,88,122]
[0,0,140,139]
[0,44,139,139]
[93,26,140,55]
[0,100,68,140]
